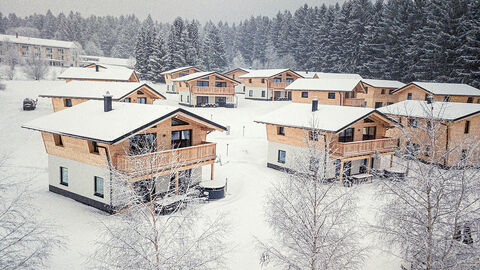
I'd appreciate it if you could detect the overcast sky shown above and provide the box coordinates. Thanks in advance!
[0,0,343,23]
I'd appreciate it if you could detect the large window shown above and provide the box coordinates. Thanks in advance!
[301,92,308,98]
[130,133,156,155]
[363,126,376,140]
[278,150,286,164]
[375,102,383,108]
[338,128,354,142]
[137,97,146,104]
[171,130,192,148]
[60,167,68,186]
[215,81,226,87]
[328,92,335,99]
[273,77,282,83]
[197,81,209,87]
[94,176,104,198]
[124,98,131,102]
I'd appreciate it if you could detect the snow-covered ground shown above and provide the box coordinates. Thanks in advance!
[0,80,401,269]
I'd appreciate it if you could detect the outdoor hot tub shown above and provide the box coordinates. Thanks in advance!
[199,178,227,200]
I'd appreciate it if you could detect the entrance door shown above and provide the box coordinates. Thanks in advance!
[274,91,281,100]
[196,96,209,106]
[287,91,292,100]
[359,159,368,174]
[171,130,192,149]
[215,97,227,107]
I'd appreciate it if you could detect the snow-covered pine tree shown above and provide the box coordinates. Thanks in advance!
[201,22,227,72]
[166,17,188,69]
[456,0,480,88]
[147,32,168,82]
[134,15,156,80]
[41,10,57,39]
[185,20,201,66]
[292,4,314,71]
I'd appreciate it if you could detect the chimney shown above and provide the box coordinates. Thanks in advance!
[312,98,318,112]
[426,95,433,104]
[15,33,18,38]
[95,64,99,72]
[104,91,113,112]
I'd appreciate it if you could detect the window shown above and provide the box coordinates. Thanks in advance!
[465,120,470,134]
[186,95,190,103]
[201,76,209,80]
[424,94,429,101]
[249,79,252,83]
[215,76,223,80]
[301,92,308,98]
[408,118,419,128]
[387,102,394,105]
[232,74,235,79]
[375,102,383,108]
[249,90,253,97]
[53,134,63,146]
[328,92,335,99]
[389,89,394,95]
[286,78,294,83]
[278,150,286,164]
[179,72,188,77]
[215,81,226,87]
[364,118,374,123]
[137,90,144,95]
[124,98,131,102]
[261,79,265,83]
[345,92,350,98]
[90,141,99,153]
[130,133,157,154]
[60,167,68,186]
[363,126,376,140]
[364,87,368,94]
[65,98,72,107]
[172,118,189,126]
[277,126,285,136]
[338,128,354,142]
[261,91,265,97]
[180,95,183,102]
[467,97,473,103]
[407,93,412,100]
[444,96,450,102]
[137,97,146,104]
[197,81,209,87]
[381,89,385,94]
[94,176,104,198]
[425,145,431,157]
[273,77,282,83]
[309,131,319,141]
[171,130,192,148]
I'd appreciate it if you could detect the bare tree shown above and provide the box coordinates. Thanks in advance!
[23,52,49,80]
[90,136,228,269]
[0,154,63,269]
[374,102,480,270]
[258,121,365,270]
[1,43,21,80]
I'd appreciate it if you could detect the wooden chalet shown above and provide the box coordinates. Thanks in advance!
[58,64,139,82]
[239,69,303,101]
[392,82,480,103]
[160,66,204,93]
[223,67,253,94]
[358,79,405,108]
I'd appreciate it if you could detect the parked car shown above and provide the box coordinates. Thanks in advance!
[23,98,37,111]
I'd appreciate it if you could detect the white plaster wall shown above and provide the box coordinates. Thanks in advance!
[235,84,246,94]
[178,90,193,105]
[48,155,110,205]
[166,81,175,92]
[246,86,270,99]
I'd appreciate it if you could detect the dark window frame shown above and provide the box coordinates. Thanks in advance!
[65,98,72,107]
[465,120,470,134]
[328,92,335,99]
[60,166,68,186]
[301,91,308,98]
[277,150,286,164]
[407,93,412,100]
[124,97,131,103]
[94,176,104,198]
[277,126,285,136]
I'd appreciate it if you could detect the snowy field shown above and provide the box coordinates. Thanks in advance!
[0,80,401,269]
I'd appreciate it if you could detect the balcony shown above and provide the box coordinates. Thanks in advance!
[332,138,397,158]
[191,86,235,95]
[343,98,365,107]
[270,82,291,89]
[114,142,217,177]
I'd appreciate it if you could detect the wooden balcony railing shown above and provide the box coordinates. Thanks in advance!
[114,142,217,176]
[333,138,397,158]
[191,86,235,95]
[343,98,365,107]
[270,82,291,89]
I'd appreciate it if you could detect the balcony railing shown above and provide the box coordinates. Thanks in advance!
[114,142,217,177]
[333,138,397,158]
[343,98,365,107]
[270,82,291,89]
[191,86,235,95]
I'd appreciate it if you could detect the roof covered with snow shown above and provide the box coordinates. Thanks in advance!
[315,73,363,80]
[38,81,165,100]
[80,55,134,68]
[238,69,292,78]
[224,67,253,74]
[395,82,480,96]
[22,101,226,144]
[377,100,480,121]
[160,66,200,75]
[172,71,214,82]
[255,103,390,133]
[361,79,405,89]
[57,66,136,81]
[0,34,78,49]
[285,78,361,92]
[295,71,319,79]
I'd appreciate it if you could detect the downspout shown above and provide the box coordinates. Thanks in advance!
[445,124,450,167]
[97,145,114,213]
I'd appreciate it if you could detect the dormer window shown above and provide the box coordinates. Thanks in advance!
[172,118,189,126]
[137,90,144,95]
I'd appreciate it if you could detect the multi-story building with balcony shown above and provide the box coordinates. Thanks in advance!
[223,67,253,94]
[391,82,480,103]
[22,98,226,212]
[255,99,398,184]
[161,66,204,93]
[39,81,165,112]
[239,69,303,101]
[173,71,239,108]
[0,34,79,67]
[358,79,405,108]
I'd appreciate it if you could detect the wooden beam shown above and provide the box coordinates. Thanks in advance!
[210,163,214,180]
[366,157,371,174]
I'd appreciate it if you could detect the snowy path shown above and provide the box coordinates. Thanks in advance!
[0,80,401,269]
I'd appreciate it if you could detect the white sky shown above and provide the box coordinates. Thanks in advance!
[0,0,344,23]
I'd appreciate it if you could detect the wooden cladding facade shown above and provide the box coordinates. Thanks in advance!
[290,83,365,106]
[164,67,203,84]
[357,83,398,108]
[394,84,480,103]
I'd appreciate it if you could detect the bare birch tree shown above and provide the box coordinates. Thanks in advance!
[90,136,228,270]
[0,154,63,269]
[258,120,365,270]
[1,42,21,80]
[23,52,49,80]
[375,101,480,270]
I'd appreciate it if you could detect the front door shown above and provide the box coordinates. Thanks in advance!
[196,96,209,106]
[287,91,292,100]
[359,159,368,174]
[215,97,227,107]
[171,130,192,149]
[274,91,281,100]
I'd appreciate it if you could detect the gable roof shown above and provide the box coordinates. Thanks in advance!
[295,71,319,79]
[255,103,393,133]
[160,66,200,75]
[172,71,240,84]
[38,81,165,100]
[22,101,226,144]
[377,100,480,122]
[361,79,405,89]
[223,67,253,74]
[285,78,362,92]
[393,82,480,96]
[239,69,301,78]
[0,34,78,49]
[57,66,137,81]
[315,73,363,80]
[80,55,134,68]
